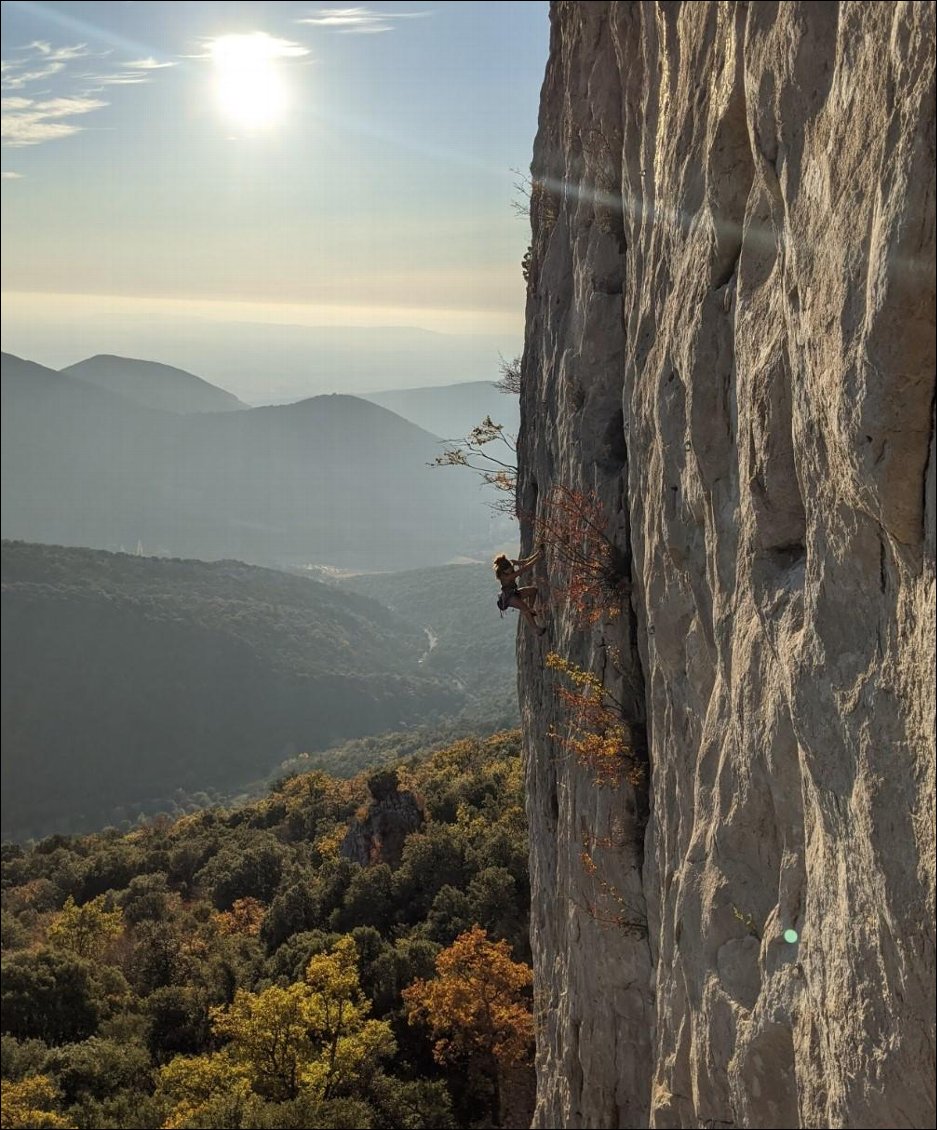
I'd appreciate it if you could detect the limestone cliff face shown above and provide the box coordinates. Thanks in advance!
[518,4,936,1127]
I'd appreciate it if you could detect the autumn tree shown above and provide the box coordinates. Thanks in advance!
[301,935,395,1100]
[208,936,394,1102]
[402,925,533,1122]
[0,1076,75,1130]
[155,1050,253,1129]
[211,983,312,1100]
[47,895,123,960]
[213,896,265,937]
[545,652,642,788]
[534,484,629,624]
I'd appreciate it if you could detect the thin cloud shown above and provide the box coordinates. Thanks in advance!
[297,6,431,34]
[191,34,310,61]
[1,39,172,147]
[125,58,176,70]
[2,170,24,179]
[1,42,93,91]
[79,57,176,89]
[85,72,150,86]
[2,61,66,90]
[24,42,93,63]
[1,95,108,147]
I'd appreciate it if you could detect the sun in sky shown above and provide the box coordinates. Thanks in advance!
[209,33,301,130]
[1,2,551,393]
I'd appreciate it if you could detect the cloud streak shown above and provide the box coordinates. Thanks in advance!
[1,94,107,147]
[1,40,174,148]
[2,43,97,91]
[25,42,93,63]
[79,56,177,90]
[2,60,67,90]
[297,6,431,34]
[188,33,310,62]
[125,58,176,71]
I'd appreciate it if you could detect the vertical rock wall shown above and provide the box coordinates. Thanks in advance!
[519,4,935,1127]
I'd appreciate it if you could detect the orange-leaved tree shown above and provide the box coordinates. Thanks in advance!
[534,484,629,624]
[545,652,642,788]
[212,896,266,937]
[402,925,533,1123]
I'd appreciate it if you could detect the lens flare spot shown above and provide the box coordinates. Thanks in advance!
[783,928,799,944]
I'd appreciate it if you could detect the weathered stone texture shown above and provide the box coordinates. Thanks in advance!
[519,4,935,1127]
[339,770,424,868]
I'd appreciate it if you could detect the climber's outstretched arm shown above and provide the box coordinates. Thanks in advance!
[512,546,545,576]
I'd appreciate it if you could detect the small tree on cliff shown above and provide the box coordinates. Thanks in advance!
[431,416,518,515]
[545,651,642,789]
[494,354,522,394]
[534,484,629,625]
[430,355,521,514]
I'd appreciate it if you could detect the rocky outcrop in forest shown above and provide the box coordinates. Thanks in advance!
[518,3,935,1127]
[340,769,425,868]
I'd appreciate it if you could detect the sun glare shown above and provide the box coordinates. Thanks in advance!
[210,33,290,130]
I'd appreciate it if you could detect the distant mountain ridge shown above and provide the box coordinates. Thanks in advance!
[1,352,495,571]
[364,380,520,441]
[63,353,247,414]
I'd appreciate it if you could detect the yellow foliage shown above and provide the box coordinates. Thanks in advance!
[394,763,420,795]
[156,1051,252,1129]
[402,925,533,1066]
[0,1076,75,1130]
[300,1018,395,1097]
[211,982,315,1100]
[545,653,642,788]
[545,651,604,689]
[303,935,361,1007]
[454,803,488,839]
[313,822,347,861]
[207,936,394,1103]
[414,731,524,820]
[47,895,123,959]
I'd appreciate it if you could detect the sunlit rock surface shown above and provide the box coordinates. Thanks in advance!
[518,3,935,1126]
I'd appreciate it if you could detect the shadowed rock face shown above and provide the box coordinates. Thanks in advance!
[519,3,935,1128]
[340,771,425,869]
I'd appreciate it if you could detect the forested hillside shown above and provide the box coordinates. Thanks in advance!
[1,543,463,840]
[0,732,532,1130]
[340,564,520,729]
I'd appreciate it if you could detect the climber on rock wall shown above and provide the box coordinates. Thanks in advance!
[493,547,547,634]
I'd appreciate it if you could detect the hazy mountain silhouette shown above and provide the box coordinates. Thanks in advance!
[63,353,248,413]
[1,352,493,571]
[1,541,464,839]
[364,380,520,441]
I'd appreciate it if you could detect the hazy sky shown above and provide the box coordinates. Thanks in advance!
[1,2,549,397]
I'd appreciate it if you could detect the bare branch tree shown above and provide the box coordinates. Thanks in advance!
[430,416,517,516]
[494,354,522,395]
[510,166,532,218]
